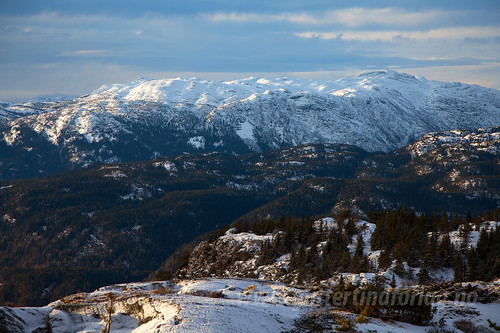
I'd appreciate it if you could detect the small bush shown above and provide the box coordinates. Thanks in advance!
[152,286,174,295]
[453,319,478,333]
[187,290,225,298]
[208,291,225,298]
[285,309,338,333]
[488,319,500,331]
[335,314,357,332]
[244,285,255,292]
[355,307,369,324]
[243,284,255,295]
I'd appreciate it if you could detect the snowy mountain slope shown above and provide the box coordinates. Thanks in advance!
[0,278,316,333]
[0,101,49,123]
[178,218,500,287]
[407,126,500,157]
[331,126,500,213]
[1,70,500,178]
[2,277,499,333]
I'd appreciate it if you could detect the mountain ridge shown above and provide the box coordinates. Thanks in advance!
[1,70,500,180]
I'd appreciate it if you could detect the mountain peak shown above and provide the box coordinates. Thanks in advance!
[357,69,419,81]
[2,71,500,179]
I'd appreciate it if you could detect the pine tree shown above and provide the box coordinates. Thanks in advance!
[378,249,392,270]
[394,257,406,278]
[459,222,471,254]
[407,268,415,282]
[453,256,466,282]
[466,248,479,281]
[345,219,357,241]
[452,214,462,230]
[437,233,455,268]
[295,244,306,284]
[289,245,298,270]
[417,267,431,285]
[373,272,387,290]
[475,227,490,280]
[339,251,351,272]
[355,234,365,258]
[390,273,397,288]
[438,213,449,233]
[257,240,271,266]
[423,233,438,269]
[306,243,319,272]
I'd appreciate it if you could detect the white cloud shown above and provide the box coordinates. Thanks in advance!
[208,8,460,28]
[324,8,455,28]
[59,50,118,57]
[296,26,500,42]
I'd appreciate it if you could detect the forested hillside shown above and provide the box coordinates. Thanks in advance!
[1,127,499,306]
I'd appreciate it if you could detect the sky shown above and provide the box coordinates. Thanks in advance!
[1,0,499,101]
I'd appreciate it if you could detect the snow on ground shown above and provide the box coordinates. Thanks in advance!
[153,160,177,172]
[3,277,500,332]
[0,278,314,333]
[187,136,205,149]
[3,218,500,332]
[221,229,273,244]
[448,221,500,249]
[236,121,255,141]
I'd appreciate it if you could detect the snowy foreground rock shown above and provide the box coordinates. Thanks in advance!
[1,277,500,333]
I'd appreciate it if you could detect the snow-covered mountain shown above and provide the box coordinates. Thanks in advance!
[1,70,500,178]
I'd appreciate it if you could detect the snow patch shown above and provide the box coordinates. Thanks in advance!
[153,161,177,172]
[236,121,255,141]
[187,136,205,149]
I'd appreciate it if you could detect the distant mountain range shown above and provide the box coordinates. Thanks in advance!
[1,70,500,179]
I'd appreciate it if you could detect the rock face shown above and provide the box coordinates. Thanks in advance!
[2,70,500,179]
[0,279,320,333]
[179,231,278,280]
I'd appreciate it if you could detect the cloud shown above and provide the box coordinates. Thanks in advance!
[296,26,500,42]
[59,50,119,57]
[207,8,461,28]
[1,5,500,101]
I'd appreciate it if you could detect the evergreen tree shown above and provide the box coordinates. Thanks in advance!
[306,243,319,272]
[453,255,466,283]
[438,213,450,233]
[295,244,306,284]
[394,257,406,278]
[373,272,387,290]
[459,222,472,254]
[466,249,479,281]
[424,233,438,269]
[378,250,392,270]
[417,267,431,285]
[390,273,397,288]
[339,252,351,272]
[355,234,365,258]
[437,234,455,268]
